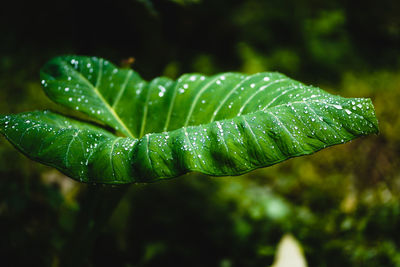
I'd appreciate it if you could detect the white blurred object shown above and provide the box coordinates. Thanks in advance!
[271,234,307,267]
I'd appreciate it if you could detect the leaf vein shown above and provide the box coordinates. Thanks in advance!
[262,86,299,110]
[163,81,179,132]
[139,84,152,137]
[65,130,81,167]
[110,137,122,180]
[61,60,135,138]
[112,70,133,108]
[209,74,256,122]
[268,112,299,145]
[237,78,286,116]
[184,74,224,127]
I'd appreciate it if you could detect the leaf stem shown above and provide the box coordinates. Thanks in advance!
[59,184,129,267]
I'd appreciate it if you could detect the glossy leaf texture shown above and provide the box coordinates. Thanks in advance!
[0,56,379,184]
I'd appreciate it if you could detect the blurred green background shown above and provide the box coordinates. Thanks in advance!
[0,0,399,266]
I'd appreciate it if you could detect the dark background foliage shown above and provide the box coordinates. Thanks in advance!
[1,0,400,266]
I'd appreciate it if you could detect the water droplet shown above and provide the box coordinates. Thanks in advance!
[158,85,166,97]
[264,77,270,82]
[332,104,342,110]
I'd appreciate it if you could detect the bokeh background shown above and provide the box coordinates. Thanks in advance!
[1,0,400,266]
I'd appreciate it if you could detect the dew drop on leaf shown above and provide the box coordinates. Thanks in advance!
[332,104,342,110]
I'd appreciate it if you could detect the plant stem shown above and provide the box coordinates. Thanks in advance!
[59,184,129,267]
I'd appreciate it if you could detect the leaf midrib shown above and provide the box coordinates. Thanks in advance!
[63,59,136,139]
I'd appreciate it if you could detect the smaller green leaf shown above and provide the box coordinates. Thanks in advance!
[40,56,145,138]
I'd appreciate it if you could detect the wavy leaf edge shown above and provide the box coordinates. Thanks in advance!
[0,55,379,184]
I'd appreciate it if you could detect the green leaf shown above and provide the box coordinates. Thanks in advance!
[0,56,378,184]
[0,111,136,183]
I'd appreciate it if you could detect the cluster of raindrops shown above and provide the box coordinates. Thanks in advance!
[176,75,206,95]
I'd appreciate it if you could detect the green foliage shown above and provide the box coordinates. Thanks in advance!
[1,0,398,265]
[0,56,378,184]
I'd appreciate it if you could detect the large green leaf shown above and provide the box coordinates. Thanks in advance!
[0,56,378,184]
